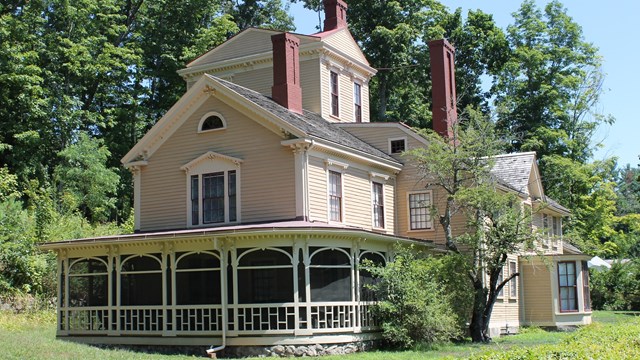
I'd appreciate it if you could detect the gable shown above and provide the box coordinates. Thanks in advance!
[187,28,320,69]
[320,28,369,65]
[122,76,306,166]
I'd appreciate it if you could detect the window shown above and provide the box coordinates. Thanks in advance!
[509,261,517,299]
[354,82,362,122]
[198,112,226,132]
[330,71,339,117]
[582,261,591,311]
[191,171,237,225]
[175,252,221,305]
[329,170,342,222]
[182,151,242,227]
[68,258,108,307]
[310,248,352,301]
[390,139,406,154]
[409,192,433,230]
[359,252,385,302]
[372,182,384,228]
[120,254,163,306]
[558,261,578,312]
[237,248,293,304]
[542,214,552,236]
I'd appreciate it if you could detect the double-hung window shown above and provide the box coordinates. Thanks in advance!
[558,261,578,312]
[354,82,362,122]
[182,151,242,227]
[409,192,433,230]
[372,182,384,228]
[330,71,339,117]
[329,170,342,222]
[191,170,237,225]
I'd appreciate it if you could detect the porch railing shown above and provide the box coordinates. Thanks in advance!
[59,301,378,336]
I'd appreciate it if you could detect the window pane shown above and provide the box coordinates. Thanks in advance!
[354,83,361,122]
[191,175,199,225]
[409,193,432,230]
[372,182,384,228]
[329,171,342,221]
[176,270,221,305]
[237,249,293,304]
[69,275,108,307]
[203,172,225,223]
[330,72,339,117]
[228,171,237,222]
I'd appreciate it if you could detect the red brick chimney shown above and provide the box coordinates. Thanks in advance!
[428,39,458,138]
[271,32,303,114]
[323,0,348,31]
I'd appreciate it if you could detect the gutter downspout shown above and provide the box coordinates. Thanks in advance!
[207,239,228,359]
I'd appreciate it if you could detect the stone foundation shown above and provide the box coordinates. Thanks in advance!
[218,341,377,358]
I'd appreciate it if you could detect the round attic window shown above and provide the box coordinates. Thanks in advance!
[198,112,226,132]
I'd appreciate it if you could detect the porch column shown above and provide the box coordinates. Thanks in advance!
[229,238,239,336]
[107,247,116,336]
[168,245,177,336]
[293,237,301,335]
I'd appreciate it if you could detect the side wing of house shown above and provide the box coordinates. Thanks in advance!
[339,123,469,244]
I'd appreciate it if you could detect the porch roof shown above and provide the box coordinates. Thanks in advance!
[39,220,437,250]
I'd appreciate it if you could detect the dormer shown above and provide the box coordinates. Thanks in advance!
[177,0,376,123]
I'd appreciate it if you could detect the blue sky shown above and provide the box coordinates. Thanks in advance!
[290,1,639,168]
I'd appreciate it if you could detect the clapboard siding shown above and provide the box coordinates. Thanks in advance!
[139,97,295,231]
[307,153,395,233]
[233,67,272,96]
[320,64,369,123]
[343,166,371,228]
[521,262,554,324]
[308,155,328,222]
[189,29,319,68]
[322,29,369,64]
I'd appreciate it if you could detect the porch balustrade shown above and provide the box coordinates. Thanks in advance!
[59,301,378,336]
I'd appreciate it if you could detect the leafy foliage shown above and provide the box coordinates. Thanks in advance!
[590,260,640,311]
[363,246,461,348]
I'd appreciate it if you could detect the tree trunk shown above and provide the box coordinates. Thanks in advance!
[377,73,387,121]
[469,278,490,342]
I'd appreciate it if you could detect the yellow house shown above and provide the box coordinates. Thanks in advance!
[41,0,591,352]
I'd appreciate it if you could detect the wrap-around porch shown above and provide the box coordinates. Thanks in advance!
[53,231,396,345]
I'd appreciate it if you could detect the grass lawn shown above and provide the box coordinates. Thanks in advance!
[1,310,637,359]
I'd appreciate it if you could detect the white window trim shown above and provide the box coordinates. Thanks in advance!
[388,137,407,155]
[370,180,385,230]
[407,190,434,232]
[325,159,347,223]
[197,111,227,133]
[182,151,242,228]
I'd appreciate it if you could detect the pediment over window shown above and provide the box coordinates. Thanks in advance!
[180,151,243,173]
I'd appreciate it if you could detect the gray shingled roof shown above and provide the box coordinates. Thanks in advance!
[491,152,571,214]
[490,152,536,196]
[210,75,398,163]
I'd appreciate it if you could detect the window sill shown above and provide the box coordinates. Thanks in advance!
[187,221,240,229]
[407,228,435,233]
[329,114,341,121]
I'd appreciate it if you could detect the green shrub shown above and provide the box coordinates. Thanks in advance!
[364,246,462,348]
[590,260,640,311]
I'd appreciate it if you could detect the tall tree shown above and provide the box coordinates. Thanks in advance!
[346,0,447,126]
[407,112,537,342]
[223,0,295,31]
